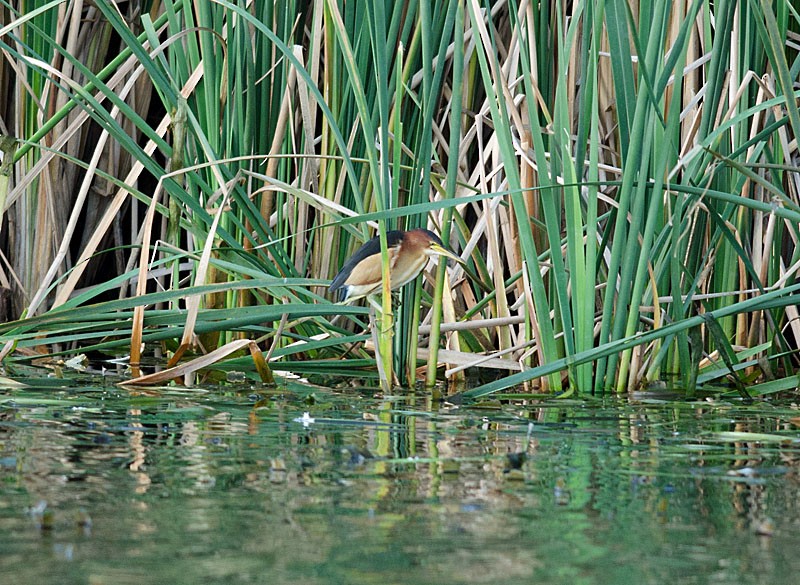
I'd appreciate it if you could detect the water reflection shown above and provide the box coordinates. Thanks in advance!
[1,386,799,584]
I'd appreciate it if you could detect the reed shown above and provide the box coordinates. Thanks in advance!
[0,0,797,397]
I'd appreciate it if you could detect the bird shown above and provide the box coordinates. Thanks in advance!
[329,229,462,303]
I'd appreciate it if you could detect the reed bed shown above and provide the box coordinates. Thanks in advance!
[0,0,798,397]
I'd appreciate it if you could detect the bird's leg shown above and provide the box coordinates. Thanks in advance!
[366,294,384,314]
[366,294,397,335]
[368,304,391,389]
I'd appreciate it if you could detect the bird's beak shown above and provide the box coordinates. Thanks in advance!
[429,244,465,265]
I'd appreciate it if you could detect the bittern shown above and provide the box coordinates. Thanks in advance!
[329,229,462,303]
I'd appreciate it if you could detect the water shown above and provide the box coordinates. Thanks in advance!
[1,376,799,584]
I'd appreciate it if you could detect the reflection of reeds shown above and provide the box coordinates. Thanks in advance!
[0,1,798,397]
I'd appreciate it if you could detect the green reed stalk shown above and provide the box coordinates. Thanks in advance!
[426,0,465,387]
[467,0,562,391]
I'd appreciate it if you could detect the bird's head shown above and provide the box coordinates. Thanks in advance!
[407,229,464,264]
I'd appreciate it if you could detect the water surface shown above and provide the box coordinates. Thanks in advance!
[1,375,799,584]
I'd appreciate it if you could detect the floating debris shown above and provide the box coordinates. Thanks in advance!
[293,412,315,427]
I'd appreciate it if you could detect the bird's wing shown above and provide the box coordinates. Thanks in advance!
[342,249,390,287]
[329,232,404,294]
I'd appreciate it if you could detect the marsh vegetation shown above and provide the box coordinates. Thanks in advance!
[0,0,799,397]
